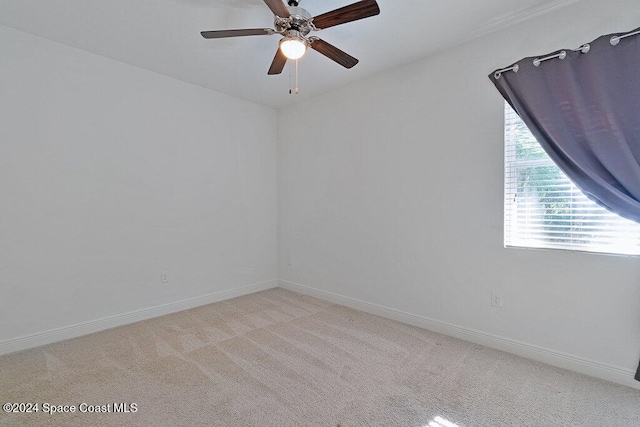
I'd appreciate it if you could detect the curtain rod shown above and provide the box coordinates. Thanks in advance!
[611,29,640,45]
[494,28,639,79]
[493,64,519,79]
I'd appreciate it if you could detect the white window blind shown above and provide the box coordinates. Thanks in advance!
[504,102,640,256]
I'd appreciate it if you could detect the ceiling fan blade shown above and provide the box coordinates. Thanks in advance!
[268,48,288,75]
[312,0,380,30]
[263,0,291,18]
[201,28,274,39]
[310,38,358,69]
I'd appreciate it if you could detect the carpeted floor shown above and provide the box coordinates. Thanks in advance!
[1,288,639,426]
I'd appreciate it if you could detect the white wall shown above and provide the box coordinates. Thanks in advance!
[0,25,277,346]
[278,0,640,385]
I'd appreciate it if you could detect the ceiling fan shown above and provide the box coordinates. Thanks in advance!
[201,0,380,75]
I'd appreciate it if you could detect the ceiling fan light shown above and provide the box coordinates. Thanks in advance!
[280,37,307,60]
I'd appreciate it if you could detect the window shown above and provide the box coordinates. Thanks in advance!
[504,103,640,255]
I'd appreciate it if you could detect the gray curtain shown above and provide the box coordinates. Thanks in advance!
[488,28,640,382]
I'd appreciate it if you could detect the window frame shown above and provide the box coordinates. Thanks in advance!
[503,102,640,257]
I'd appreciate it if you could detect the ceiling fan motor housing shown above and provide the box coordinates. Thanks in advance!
[275,6,313,36]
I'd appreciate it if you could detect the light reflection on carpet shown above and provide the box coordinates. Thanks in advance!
[426,415,460,427]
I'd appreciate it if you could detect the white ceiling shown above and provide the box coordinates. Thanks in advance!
[0,0,580,109]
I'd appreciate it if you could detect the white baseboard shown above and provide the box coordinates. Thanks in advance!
[278,279,640,390]
[0,279,278,356]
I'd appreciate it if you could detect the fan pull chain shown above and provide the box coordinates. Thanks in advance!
[295,58,299,95]
[287,59,300,95]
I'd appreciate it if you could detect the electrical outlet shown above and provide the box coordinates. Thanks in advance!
[161,271,169,283]
[491,292,503,308]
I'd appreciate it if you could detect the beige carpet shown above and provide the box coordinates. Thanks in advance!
[1,288,639,427]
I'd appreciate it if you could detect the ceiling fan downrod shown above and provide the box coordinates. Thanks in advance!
[287,1,299,6]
